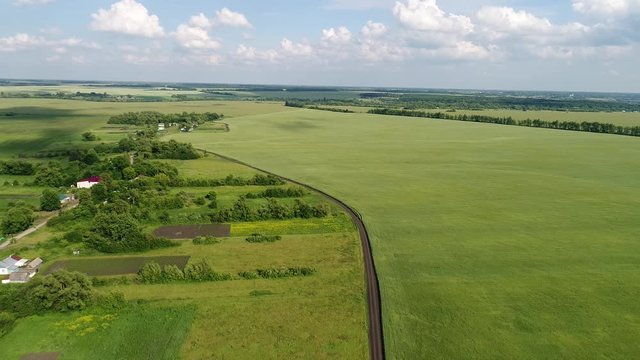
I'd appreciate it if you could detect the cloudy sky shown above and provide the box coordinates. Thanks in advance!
[1,0,639,92]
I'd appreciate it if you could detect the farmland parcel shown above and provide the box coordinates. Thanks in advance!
[171,108,640,359]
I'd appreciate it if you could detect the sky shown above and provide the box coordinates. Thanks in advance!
[0,0,639,92]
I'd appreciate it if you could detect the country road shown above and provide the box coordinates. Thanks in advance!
[0,201,78,250]
[202,150,386,360]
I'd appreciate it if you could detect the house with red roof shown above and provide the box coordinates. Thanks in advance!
[77,176,101,189]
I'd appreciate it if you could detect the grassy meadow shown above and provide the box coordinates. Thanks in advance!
[0,99,367,359]
[168,108,640,359]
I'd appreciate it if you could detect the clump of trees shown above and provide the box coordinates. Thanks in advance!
[118,137,201,160]
[245,234,281,243]
[81,132,97,141]
[245,186,305,199]
[85,211,176,253]
[238,267,316,279]
[0,160,34,175]
[1,203,34,234]
[108,111,222,126]
[138,260,231,284]
[40,189,61,211]
[209,197,329,223]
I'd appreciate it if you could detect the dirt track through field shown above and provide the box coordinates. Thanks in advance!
[201,150,385,360]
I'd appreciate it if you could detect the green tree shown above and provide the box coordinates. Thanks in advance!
[1,206,34,234]
[26,271,93,312]
[40,189,61,211]
[81,131,97,141]
[138,262,163,283]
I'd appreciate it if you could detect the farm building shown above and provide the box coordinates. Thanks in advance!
[58,194,72,204]
[158,123,166,131]
[0,255,27,275]
[0,256,43,284]
[76,176,101,189]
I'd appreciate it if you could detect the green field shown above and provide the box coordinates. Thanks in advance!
[168,108,640,359]
[0,304,196,360]
[0,99,368,359]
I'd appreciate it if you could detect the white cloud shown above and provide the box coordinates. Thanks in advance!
[13,0,53,6]
[46,55,61,62]
[393,0,473,34]
[572,0,638,17]
[477,6,553,34]
[418,41,497,60]
[0,33,101,53]
[281,38,314,57]
[361,21,388,38]
[0,33,45,51]
[91,0,165,38]
[235,44,280,63]
[360,39,407,62]
[189,13,213,29]
[214,8,253,29]
[175,24,220,50]
[322,26,352,45]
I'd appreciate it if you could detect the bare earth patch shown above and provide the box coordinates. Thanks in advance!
[44,256,190,276]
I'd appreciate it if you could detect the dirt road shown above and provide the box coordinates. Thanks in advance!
[202,150,386,360]
[0,201,78,250]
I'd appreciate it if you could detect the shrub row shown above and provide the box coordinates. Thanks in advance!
[138,260,231,284]
[238,267,316,279]
[170,174,285,187]
[245,186,306,199]
[192,236,220,245]
[209,198,329,223]
[245,234,282,243]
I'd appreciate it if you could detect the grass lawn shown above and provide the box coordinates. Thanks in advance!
[0,303,196,360]
[169,108,640,359]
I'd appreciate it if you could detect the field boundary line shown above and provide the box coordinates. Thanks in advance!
[199,149,386,360]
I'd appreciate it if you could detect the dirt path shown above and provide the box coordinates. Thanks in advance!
[0,201,78,250]
[201,150,385,360]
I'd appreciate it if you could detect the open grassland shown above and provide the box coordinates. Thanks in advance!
[112,232,367,359]
[0,304,196,360]
[168,108,640,359]
[0,98,294,158]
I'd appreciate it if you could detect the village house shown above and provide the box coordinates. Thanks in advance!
[0,255,43,284]
[157,123,166,131]
[76,176,101,189]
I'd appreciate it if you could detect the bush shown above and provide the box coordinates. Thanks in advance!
[192,236,219,245]
[238,267,316,279]
[40,189,62,211]
[162,265,185,282]
[26,271,94,313]
[138,262,163,284]
[0,311,16,338]
[1,206,34,234]
[94,291,126,310]
[245,234,282,243]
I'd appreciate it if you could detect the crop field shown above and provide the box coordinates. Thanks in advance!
[44,256,191,276]
[0,304,196,360]
[169,108,640,359]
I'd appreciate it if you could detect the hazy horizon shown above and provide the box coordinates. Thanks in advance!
[1,0,639,92]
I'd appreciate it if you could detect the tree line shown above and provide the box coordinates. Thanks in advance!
[368,108,640,137]
[209,197,329,223]
[107,111,222,126]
